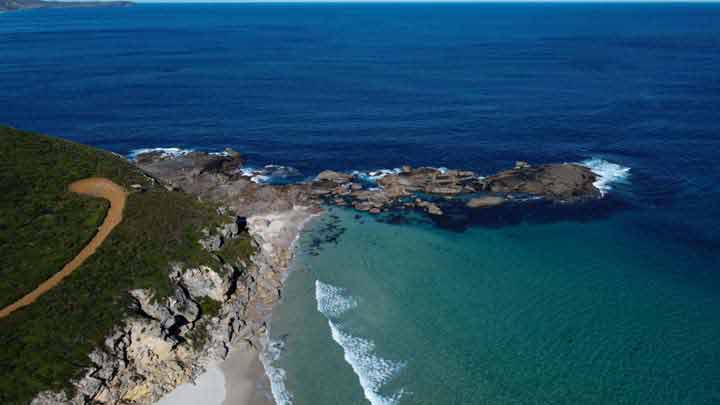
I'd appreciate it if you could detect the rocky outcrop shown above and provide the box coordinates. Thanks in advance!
[309,162,599,215]
[31,205,313,405]
[136,151,316,218]
[376,166,481,196]
[136,150,601,222]
[483,162,600,202]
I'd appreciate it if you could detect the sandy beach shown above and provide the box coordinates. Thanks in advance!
[156,346,273,405]
[154,207,320,405]
[221,347,274,405]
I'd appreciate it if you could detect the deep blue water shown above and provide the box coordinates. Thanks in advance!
[2,3,719,247]
[2,4,720,404]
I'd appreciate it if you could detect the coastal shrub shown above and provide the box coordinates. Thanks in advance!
[198,296,222,317]
[0,126,147,308]
[217,233,255,268]
[0,127,254,404]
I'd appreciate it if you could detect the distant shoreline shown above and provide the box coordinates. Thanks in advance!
[0,0,133,13]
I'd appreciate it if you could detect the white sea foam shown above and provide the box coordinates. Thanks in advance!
[241,165,302,184]
[259,338,294,405]
[328,320,406,405]
[128,147,194,160]
[315,280,358,318]
[352,168,402,184]
[315,280,405,405]
[581,158,631,195]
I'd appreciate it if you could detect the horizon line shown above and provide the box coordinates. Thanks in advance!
[132,0,720,4]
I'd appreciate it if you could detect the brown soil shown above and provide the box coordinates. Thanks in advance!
[0,178,127,318]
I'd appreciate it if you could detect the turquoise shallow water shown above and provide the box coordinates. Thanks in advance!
[267,205,720,405]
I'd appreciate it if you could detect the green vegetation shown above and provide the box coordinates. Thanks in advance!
[216,233,255,268]
[0,127,253,404]
[0,126,147,308]
[198,296,222,317]
[186,318,211,351]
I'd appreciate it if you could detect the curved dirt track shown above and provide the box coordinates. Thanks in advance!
[0,178,127,319]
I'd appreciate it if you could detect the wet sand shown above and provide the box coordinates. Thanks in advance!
[221,346,274,405]
[156,346,273,405]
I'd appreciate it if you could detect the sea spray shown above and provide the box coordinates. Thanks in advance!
[581,158,631,195]
[241,165,304,184]
[128,147,195,159]
[315,280,406,405]
[351,168,402,184]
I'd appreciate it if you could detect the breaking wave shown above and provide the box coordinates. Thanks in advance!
[581,158,631,195]
[128,147,231,160]
[241,165,303,184]
[327,321,406,405]
[315,280,358,318]
[351,168,402,184]
[128,147,194,160]
[315,280,406,405]
[260,338,294,405]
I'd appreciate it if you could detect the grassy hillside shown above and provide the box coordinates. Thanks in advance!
[0,127,252,404]
[0,127,147,308]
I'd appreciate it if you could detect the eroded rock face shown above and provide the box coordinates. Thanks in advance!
[136,152,317,218]
[174,266,230,302]
[31,207,313,405]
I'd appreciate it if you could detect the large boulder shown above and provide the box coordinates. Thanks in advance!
[315,170,353,183]
[377,167,480,196]
[483,163,599,201]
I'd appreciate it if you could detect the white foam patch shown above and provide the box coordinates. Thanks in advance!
[315,280,358,318]
[581,158,631,195]
[352,168,402,184]
[328,320,406,405]
[128,147,194,160]
[260,339,294,405]
[314,280,405,405]
[241,165,302,184]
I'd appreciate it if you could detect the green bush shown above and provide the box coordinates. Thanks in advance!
[0,127,254,404]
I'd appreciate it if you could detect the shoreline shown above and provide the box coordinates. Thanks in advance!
[133,151,621,405]
[155,207,322,405]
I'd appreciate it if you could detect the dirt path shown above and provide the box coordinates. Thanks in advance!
[0,178,127,319]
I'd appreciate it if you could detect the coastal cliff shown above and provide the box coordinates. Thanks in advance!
[32,211,311,404]
[0,127,316,405]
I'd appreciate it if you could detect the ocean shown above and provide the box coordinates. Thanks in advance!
[2,3,719,404]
